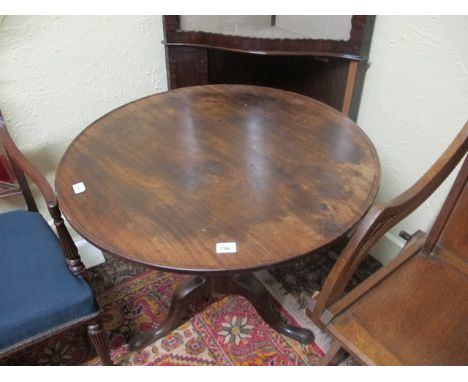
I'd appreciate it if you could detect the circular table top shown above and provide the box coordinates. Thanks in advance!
[56,85,380,274]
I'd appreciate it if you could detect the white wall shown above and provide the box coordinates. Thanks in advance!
[0,15,168,224]
[180,15,352,40]
[1,16,467,264]
[357,16,468,263]
[276,16,352,40]
[180,15,271,32]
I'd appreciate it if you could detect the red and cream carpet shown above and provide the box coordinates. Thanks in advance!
[1,248,380,365]
[1,265,323,365]
[96,270,323,365]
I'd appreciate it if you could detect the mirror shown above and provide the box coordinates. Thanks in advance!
[179,15,353,41]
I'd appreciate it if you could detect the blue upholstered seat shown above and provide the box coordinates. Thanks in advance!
[0,210,99,354]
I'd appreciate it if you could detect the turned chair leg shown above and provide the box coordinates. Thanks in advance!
[87,319,113,366]
[319,339,345,366]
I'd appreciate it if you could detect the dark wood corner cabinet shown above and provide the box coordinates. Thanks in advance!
[163,15,375,121]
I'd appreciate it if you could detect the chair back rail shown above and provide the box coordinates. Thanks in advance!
[0,111,38,211]
[10,161,38,212]
[0,110,56,208]
[424,158,468,259]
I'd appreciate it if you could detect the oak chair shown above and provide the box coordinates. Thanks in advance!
[306,122,468,365]
[0,110,113,365]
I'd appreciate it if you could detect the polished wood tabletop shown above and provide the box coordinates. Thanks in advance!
[56,85,380,274]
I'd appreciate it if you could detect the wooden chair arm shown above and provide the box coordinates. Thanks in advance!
[0,111,57,209]
[0,110,87,276]
[311,122,468,322]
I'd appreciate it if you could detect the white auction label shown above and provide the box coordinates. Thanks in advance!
[216,242,237,254]
[72,182,86,194]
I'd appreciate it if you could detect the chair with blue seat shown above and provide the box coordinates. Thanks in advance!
[0,110,113,365]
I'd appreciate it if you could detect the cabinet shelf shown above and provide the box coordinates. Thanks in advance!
[162,15,375,121]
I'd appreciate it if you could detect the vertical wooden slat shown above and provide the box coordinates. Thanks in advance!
[341,61,359,116]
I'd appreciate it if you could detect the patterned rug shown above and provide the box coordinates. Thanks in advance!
[267,239,382,309]
[1,246,381,366]
[1,262,323,365]
[94,270,323,365]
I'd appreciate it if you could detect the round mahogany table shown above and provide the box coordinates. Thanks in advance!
[56,85,380,350]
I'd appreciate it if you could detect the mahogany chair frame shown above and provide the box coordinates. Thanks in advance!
[306,122,468,365]
[0,110,113,365]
